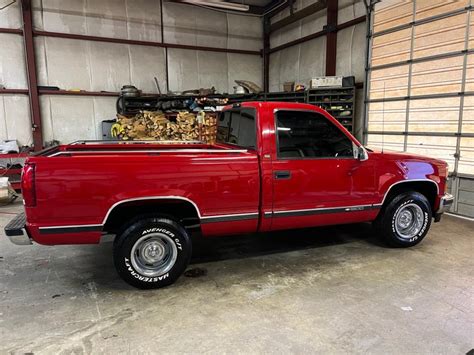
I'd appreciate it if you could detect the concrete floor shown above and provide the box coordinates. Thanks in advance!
[0,200,472,354]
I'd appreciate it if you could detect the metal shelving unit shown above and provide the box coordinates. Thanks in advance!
[262,91,306,103]
[307,86,355,132]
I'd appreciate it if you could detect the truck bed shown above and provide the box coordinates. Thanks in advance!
[36,140,247,158]
[24,140,261,245]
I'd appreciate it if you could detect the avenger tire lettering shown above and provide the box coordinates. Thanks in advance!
[113,217,192,289]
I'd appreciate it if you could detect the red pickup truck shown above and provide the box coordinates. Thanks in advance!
[5,102,453,289]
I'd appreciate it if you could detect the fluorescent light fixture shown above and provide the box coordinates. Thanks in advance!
[177,0,249,11]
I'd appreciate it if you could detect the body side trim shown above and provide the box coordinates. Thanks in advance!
[201,212,259,223]
[39,225,103,235]
[36,180,440,233]
[268,204,380,218]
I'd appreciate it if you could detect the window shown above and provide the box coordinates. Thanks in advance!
[217,108,256,149]
[276,110,354,158]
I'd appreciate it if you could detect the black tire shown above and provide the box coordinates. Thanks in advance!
[113,217,192,289]
[377,191,432,248]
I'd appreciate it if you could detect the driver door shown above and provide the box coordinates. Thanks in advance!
[270,110,376,230]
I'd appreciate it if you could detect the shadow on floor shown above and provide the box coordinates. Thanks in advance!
[63,222,381,290]
[190,222,379,264]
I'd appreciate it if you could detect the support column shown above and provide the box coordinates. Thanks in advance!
[263,16,271,92]
[21,0,43,151]
[325,0,338,76]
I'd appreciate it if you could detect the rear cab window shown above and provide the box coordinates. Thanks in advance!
[217,107,257,150]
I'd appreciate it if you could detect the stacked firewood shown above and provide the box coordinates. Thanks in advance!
[113,111,217,143]
[198,112,218,144]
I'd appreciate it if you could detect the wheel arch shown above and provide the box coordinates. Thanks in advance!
[103,196,201,234]
[379,179,439,212]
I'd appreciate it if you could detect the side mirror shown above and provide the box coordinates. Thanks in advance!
[357,146,369,161]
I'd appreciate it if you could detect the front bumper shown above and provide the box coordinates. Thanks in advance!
[4,212,32,245]
[434,193,454,222]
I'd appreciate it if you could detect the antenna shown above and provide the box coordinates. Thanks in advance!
[381,81,385,154]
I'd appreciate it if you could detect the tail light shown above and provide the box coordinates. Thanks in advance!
[21,163,36,207]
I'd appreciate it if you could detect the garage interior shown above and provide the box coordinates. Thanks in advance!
[0,0,473,352]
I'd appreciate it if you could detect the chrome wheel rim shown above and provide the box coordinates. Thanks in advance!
[131,233,177,277]
[394,203,424,239]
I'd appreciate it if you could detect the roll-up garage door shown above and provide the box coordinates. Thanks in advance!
[365,0,474,218]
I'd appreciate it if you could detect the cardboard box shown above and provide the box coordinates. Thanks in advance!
[310,76,343,88]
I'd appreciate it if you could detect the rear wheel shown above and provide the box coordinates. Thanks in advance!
[113,217,192,289]
[377,191,432,247]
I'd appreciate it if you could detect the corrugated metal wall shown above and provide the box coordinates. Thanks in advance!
[0,0,262,144]
[366,0,474,218]
[268,0,367,139]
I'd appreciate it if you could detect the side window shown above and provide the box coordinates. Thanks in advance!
[217,108,256,149]
[276,110,353,158]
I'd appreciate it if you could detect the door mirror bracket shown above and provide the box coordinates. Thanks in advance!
[357,146,369,161]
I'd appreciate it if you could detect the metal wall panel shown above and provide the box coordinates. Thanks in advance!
[40,96,96,143]
[39,37,91,89]
[269,36,326,91]
[40,96,117,143]
[129,46,167,93]
[0,34,28,89]
[36,0,88,34]
[270,10,326,48]
[196,51,229,91]
[227,53,263,91]
[0,96,32,146]
[227,13,262,51]
[163,3,261,50]
[167,48,199,92]
[0,0,22,28]
[335,22,366,83]
[34,0,162,41]
[89,41,132,91]
[338,0,366,24]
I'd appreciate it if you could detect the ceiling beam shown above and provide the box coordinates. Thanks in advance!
[264,0,289,18]
[269,0,326,33]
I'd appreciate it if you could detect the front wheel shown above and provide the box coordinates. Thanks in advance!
[377,191,432,247]
[113,217,192,289]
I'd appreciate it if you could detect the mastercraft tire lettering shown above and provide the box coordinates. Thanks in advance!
[113,217,192,289]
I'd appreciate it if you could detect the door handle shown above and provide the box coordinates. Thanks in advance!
[274,171,291,179]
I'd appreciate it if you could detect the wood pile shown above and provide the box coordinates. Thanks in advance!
[113,110,217,143]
